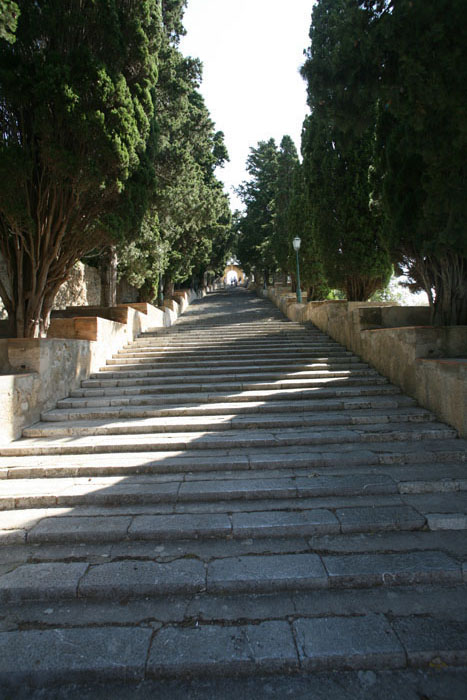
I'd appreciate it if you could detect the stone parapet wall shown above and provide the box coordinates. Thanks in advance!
[263,286,467,438]
[0,291,195,443]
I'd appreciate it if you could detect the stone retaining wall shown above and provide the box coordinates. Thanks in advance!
[263,286,467,438]
[0,289,196,442]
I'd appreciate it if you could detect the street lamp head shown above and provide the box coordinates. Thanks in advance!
[292,236,301,252]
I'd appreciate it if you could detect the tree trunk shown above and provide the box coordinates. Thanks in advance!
[431,253,467,326]
[100,246,118,307]
[164,276,174,298]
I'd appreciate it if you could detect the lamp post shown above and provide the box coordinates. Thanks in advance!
[157,244,164,307]
[292,236,302,303]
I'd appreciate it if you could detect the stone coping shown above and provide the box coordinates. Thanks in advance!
[263,287,467,438]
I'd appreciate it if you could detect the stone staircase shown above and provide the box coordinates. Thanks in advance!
[0,288,466,697]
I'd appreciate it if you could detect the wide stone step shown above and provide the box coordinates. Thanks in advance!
[23,407,435,437]
[0,470,403,508]
[0,550,462,605]
[82,368,379,390]
[69,376,391,399]
[1,615,467,687]
[94,359,365,379]
[99,355,360,373]
[42,395,418,422]
[106,348,350,364]
[118,341,343,353]
[3,469,467,516]
[1,497,433,544]
[61,383,404,407]
[3,422,458,456]
[2,446,466,482]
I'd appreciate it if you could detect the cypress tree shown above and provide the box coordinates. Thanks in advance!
[0,0,161,336]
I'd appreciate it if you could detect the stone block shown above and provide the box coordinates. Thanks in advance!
[231,509,339,537]
[78,559,206,599]
[294,614,406,670]
[323,551,461,588]
[207,553,328,593]
[0,562,88,602]
[392,617,467,666]
[147,621,298,677]
[28,515,132,543]
[335,505,426,533]
[129,513,232,539]
[426,513,467,530]
[0,627,151,686]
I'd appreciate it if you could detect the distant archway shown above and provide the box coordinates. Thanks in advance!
[223,264,245,286]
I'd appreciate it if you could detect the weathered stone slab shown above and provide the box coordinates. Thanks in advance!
[0,529,26,545]
[0,627,151,685]
[178,477,298,501]
[231,509,339,537]
[294,473,397,497]
[392,618,467,666]
[426,513,467,530]
[323,551,461,588]
[129,513,231,539]
[186,592,296,622]
[28,515,132,543]
[78,559,206,599]
[147,621,298,677]
[335,505,425,533]
[207,553,327,593]
[0,562,88,602]
[294,615,406,670]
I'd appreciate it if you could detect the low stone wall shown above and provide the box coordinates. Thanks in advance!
[0,291,196,443]
[264,287,467,438]
[2,339,95,442]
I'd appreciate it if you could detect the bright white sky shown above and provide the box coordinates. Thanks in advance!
[180,0,315,210]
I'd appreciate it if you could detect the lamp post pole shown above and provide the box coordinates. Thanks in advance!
[157,244,164,307]
[292,236,302,303]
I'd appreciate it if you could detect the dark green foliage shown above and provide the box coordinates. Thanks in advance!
[0,0,161,336]
[236,139,279,281]
[302,113,391,300]
[301,1,391,301]
[287,160,330,300]
[303,0,467,324]
[273,136,299,275]
[0,0,19,42]
[117,2,232,301]
[373,0,467,324]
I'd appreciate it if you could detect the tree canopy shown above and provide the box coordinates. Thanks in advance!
[301,0,467,323]
[0,0,19,43]
[118,2,231,301]
[0,0,232,336]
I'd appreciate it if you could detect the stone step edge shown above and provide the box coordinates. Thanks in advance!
[1,435,464,461]
[0,503,430,545]
[5,424,458,455]
[64,383,401,403]
[0,551,464,604]
[41,397,418,421]
[1,615,467,685]
[23,410,436,437]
